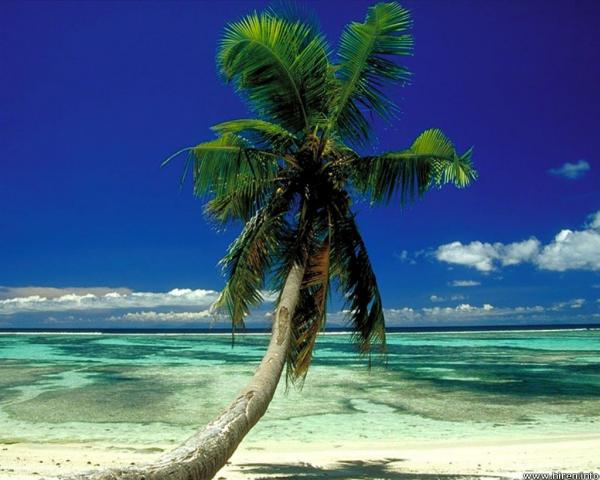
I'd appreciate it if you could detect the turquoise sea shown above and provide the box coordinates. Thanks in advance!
[0,329,599,451]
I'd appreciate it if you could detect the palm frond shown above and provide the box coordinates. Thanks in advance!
[332,2,412,144]
[329,201,386,356]
[267,2,321,37]
[436,146,476,188]
[410,129,477,188]
[204,175,278,224]
[191,133,278,201]
[212,119,298,153]
[351,128,477,205]
[218,11,331,133]
[215,196,290,328]
[286,236,330,385]
[286,286,321,388]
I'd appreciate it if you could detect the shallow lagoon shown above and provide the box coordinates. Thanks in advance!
[0,329,599,450]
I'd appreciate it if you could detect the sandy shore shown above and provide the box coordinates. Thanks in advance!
[1,434,599,479]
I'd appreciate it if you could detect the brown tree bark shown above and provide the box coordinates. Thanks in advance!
[57,263,305,480]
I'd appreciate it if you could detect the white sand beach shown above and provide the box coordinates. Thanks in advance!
[2,434,599,479]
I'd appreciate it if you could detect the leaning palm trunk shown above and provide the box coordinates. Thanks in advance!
[60,264,305,480]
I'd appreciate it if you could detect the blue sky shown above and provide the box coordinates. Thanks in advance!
[1,0,599,329]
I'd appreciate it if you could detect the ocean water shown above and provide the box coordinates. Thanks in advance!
[0,329,599,451]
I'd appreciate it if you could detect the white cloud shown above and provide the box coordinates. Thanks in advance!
[571,298,586,309]
[0,286,132,300]
[435,241,499,272]
[550,298,586,311]
[0,288,219,315]
[501,238,541,266]
[393,250,418,265]
[394,250,409,261]
[549,160,590,179]
[435,239,539,272]
[382,302,545,325]
[107,310,213,323]
[536,228,600,272]
[393,249,426,265]
[380,307,421,324]
[328,297,590,327]
[449,280,481,287]
[435,210,600,272]
[589,211,600,230]
[368,296,590,326]
[423,303,499,317]
[430,294,466,303]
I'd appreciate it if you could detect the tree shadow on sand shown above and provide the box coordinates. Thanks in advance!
[228,458,507,479]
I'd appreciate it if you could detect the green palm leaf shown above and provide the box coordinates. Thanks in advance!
[204,174,277,224]
[215,196,290,328]
[329,201,386,356]
[352,128,477,204]
[212,119,298,153]
[332,2,413,144]
[218,11,331,133]
[286,236,331,385]
[190,134,278,201]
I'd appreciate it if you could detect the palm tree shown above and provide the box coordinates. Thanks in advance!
[66,2,475,480]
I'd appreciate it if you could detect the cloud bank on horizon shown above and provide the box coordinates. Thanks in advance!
[0,287,219,316]
[0,288,597,330]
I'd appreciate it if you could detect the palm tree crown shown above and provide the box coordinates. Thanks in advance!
[165,2,476,385]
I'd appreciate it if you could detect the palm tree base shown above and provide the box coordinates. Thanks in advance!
[57,264,304,480]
